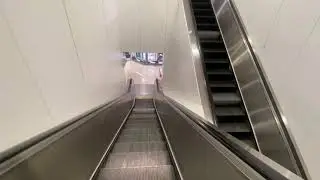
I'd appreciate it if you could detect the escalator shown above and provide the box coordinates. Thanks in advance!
[97,99,176,180]
[0,93,302,180]
[190,0,258,149]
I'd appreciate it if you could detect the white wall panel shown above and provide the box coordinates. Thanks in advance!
[64,0,126,105]
[118,0,141,52]
[233,0,320,178]
[1,0,87,122]
[234,0,284,47]
[140,0,166,52]
[0,13,52,152]
[162,1,205,119]
[118,0,174,52]
[0,0,126,153]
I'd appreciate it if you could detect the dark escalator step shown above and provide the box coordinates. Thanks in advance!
[117,133,163,142]
[97,165,175,180]
[202,49,226,53]
[125,123,159,129]
[112,142,166,153]
[193,8,212,11]
[207,72,234,82]
[130,114,157,119]
[126,120,158,124]
[210,82,236,88]
[122,127,161,134]
[117,134,149,143]
[209,82,237,92]
[126,119,157,124]
[205,61,230,70]
[134,101,154,108]
[132,108,155,113]
[203,58,228,63]
[218,122,251,133]
[198,30,220,39]
[202,50,228,59]
[196,23,219,31]
[191,2,211,9]
[104,151,171,168]
[195,18,216,24]
[193,9,214,17]
[215,107,245,116]
[212,93,241,105]
[206,70,233,75]
[200,40,225,49]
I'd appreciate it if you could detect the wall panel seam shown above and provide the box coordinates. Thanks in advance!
[0,11,54,122]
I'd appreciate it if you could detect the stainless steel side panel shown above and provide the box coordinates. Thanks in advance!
[154,95,265,180]
[180,0,215,123]
[0,95,134,180]
[210,0,308,177]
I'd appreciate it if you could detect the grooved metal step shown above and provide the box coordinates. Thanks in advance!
[97,165,175,180]
[190,0,257,148]
[98,99,175,180]
[212,93,241,105]
[112,142,166,153]
[215,107,245,116]
[104,151,171,168]
[198,31,220,39]
[219,122,251,133]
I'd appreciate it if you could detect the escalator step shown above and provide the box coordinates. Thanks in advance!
[209,82,237,92]
[203,58,228,63]
[200,40,225,49]
[210,82,236,88]
[207,70,233,75]
[112,142,166,153]
[205,61,230,71]
[202,49,226,53]
[215,107,245,116]
[198,30,220,39]
[219,122,251,133]
[130,114,157,119]
[104,151,171,168]
[191,2,211,9]
[212,93,241,105]
[132,108,155,113]
[197,24,219,31]
[121,129,162,137]
[122,127,161,134]
[97,165,175,180]
[117,133,163,142]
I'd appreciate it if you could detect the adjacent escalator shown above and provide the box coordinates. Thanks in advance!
[190,0,258,149]
[97,99,176,180]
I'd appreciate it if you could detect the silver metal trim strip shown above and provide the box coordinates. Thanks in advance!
[89,97,136,180]
[163,94,304,180]
[209,0,309,178]
[153,97,184,180]
[180,0,216,124]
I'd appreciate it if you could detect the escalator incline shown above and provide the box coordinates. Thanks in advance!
[97,99,176,180]
[191,0,258,149]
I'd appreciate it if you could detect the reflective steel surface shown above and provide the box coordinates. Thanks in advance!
[154,93,266,180]
[155,87,304,180]
[0,94,134,180]
[97,99,176,180]
[179,0,215,123]
[210,0,308,177]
